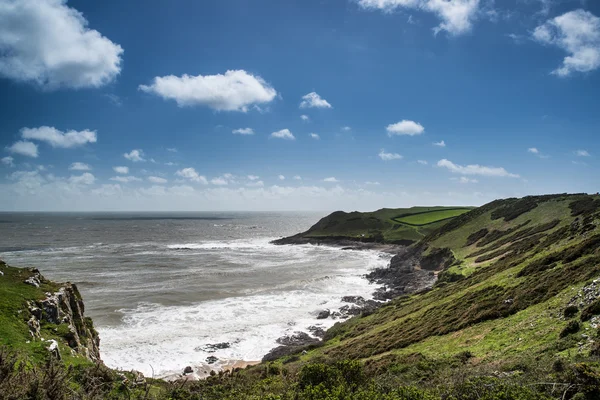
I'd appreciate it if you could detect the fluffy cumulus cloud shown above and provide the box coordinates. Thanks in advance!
[176,167,208,184]
[20,126,97,148]
[386,120,425,136]
[0,0,123,89]
[323,177,339,182]
[113,166,129,174]
[378,149,403,160]
[139,70,277,112]
[124,149,145,162]
[293,175,302,180]
[301,115,310,121]
[575,149,591,157]
[278,175,285,180]
[246,180,264,187]
[528,147,540,154]
[309,133,320,140]
[533,10,600,77]
[247,175,260,181]
[300,92,332,109]
[271,129,295,140]
[433,140,446,147]
[356,0,481,36]
[148,176,167,184]
[69,162,91,171]
[7,141,38,157]
[417,160,428,165]
[437,159,520,178]
[342,126,352,132]
[2,156,15,167]
[69,172,95,185]
[232,128,254,135]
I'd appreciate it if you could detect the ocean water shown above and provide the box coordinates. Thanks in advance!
[0,212,391,377]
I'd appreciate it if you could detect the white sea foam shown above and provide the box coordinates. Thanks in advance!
[98,239,390,377]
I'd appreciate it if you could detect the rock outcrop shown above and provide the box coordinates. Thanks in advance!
[25,269,101,362]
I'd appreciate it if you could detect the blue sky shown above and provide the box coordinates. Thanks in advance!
[0,0,598,211]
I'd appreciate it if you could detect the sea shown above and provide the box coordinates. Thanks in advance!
[0,212,391,377]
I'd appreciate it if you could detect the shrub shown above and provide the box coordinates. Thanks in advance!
[581,299,600,322]
[560,320,581,338]
[564,305,579,319]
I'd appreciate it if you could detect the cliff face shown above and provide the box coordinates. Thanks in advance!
[0,261,101,363]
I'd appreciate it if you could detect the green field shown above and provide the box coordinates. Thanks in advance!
[289,206,474,244]
[392,208,471,226]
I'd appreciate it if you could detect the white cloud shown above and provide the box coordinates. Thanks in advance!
[0,0,123,89]
[176,167,208,184]
[246,180,264,187]
[69,172,95,185]
[533,10,600,77]
[528,147,540,154]
[2,156,14,167]
[323,177,339,182]
[433,140,446,147]
[417,160,428,165]
[20,126,96,148]
[148,176,167,184]
[69,162,91,171]
[271,129,295,140]
[113,166,129,174]
[452,177,479,184]
[437,159,520,178]
[166,148,177,153]
[278,175,285,180]
[342,126,352,132]
[575,149,591,157]
[110,176,141,183]
[386,120,425,136]
[309,133,320,140]
[248,175,260,180]
[366,181,381,185]
[293,175,302,180]
[211,177,228,185]
[378,149,403,160]
[232,128,254,135]
[356,0,481,36]
[124,149,145,162]
[301,115,310,122]
[139,70,277,112]
[7,141,38,157]
[105,94,122,106]
[300,92,332,109]
[165,162,177,166]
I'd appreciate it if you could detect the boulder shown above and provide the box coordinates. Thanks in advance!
[316,309,330,319]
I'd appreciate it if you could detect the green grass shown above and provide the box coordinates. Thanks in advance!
[293,206,474,244]
[392,208,471,226]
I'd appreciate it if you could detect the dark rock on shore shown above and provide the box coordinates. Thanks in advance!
[308,325,326,338]
[366,245,451,300]
[263,331,322,362]
[197,342,230,353]
[183,366,193,374]
[205,356,218,364]
[316,309,330,319]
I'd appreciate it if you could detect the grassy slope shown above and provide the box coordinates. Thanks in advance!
[297,206,473,243]
[295,194,600,371]
[0,261,93,366]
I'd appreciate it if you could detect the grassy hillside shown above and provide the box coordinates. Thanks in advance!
[277,206,473,244]
[3,194,600,399]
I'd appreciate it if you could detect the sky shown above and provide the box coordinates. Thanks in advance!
[0,0,599,211]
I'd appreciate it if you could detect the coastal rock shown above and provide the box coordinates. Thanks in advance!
[197,342,231,353]
[276,331,319,347]
[206,356,218,364]
[24,270,41,288]
[341,296,366,306]
[27,280,101,362]
[308,325,326,338]
[316,309,330,319]
[183,366,193,374]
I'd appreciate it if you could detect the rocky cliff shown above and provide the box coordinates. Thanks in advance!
[0,261,101,363]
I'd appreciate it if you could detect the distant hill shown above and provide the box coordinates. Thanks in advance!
[274,206,473,245]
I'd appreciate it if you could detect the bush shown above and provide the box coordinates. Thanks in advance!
[560,320,581,338]
[581,299,600,322]
[564,305,579,319]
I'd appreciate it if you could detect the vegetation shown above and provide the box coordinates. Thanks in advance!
[280,206,474,244]
[2,193,600,399]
